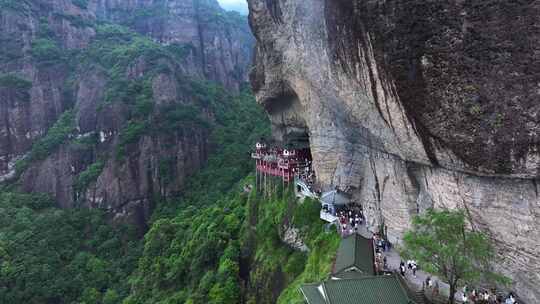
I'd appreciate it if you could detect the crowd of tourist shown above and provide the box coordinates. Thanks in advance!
[292,161,316,189]
[460,286,520,304]
[398,260,418,277]
[373,235,389,273]
[337,207,365,236]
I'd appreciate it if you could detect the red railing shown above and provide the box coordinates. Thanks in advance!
[256,164,293,180]
[253,147,312,183]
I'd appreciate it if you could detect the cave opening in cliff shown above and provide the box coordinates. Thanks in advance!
[264,89,297,115]
[282,130,310,152]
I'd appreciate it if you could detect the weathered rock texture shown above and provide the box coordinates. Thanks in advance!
[247,0,540,302]
[93,0,254,89]
[0,0,253,228]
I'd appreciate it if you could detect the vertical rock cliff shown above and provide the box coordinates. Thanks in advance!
[0,0,253,228]
[247,0,540,302]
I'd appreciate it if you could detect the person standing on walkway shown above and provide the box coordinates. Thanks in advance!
[425,276,432,288]
[399,261,406,276]
[505,292,516,304]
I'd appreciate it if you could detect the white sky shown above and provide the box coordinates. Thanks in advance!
[217,0,248,15]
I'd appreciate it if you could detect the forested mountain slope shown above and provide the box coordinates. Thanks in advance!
[0,1,292,303]
[0,0,253,226]
[0,84,276,303]
[0,83,328,304]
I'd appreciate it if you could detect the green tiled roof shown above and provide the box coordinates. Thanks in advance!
[332,271,366,280]
[301,275,417,304]
[333,234,375,276]
[324,275,416,304]
[300,283,327,304]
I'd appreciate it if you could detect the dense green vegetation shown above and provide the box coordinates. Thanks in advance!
[1,72,336,303]
[15,110,76,174]
[127,181,340,304]
[0,74,32,102]
[0,192,141,304]
[114,78,338,303]
[2,86,277,304]
[75,161,105,194]
[82,24,178,81]
[0,3,341,304]
[241,191,340,304]
[31,38,64,65]
[275,201,340,304]
[0,74,32,90]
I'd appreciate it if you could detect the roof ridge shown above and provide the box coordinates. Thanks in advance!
[322,281,332,304]
[325,274,391,283]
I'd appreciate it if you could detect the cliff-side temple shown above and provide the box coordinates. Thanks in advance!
[252,141,317,197]
[252,141,354,223]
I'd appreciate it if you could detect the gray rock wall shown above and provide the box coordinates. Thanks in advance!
[247,0,540,302]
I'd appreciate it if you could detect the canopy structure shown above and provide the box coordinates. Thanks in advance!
[300,274,418,304]
[333,234,375,277]
[320,190,349,206]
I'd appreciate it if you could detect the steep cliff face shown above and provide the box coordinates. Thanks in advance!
[248,0,540,302]
[0,0,253,228]
[92,0,254,89]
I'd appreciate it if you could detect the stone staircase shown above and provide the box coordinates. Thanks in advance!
[396,272,450,304]
[411,290,428,304]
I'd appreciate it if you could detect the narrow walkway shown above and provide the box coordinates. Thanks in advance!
[341,222,464,303]
[383,246,464,302]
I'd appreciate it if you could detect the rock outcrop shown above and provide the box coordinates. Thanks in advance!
[247,0,540,302]
[0,0,253,229]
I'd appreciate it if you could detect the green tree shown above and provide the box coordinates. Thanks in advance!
[208,278,240,304]
[103,289,120,304]
[80,287,101,304]
[402,209,508,304]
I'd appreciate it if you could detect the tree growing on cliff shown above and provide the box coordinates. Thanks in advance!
[401,209,509,304]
